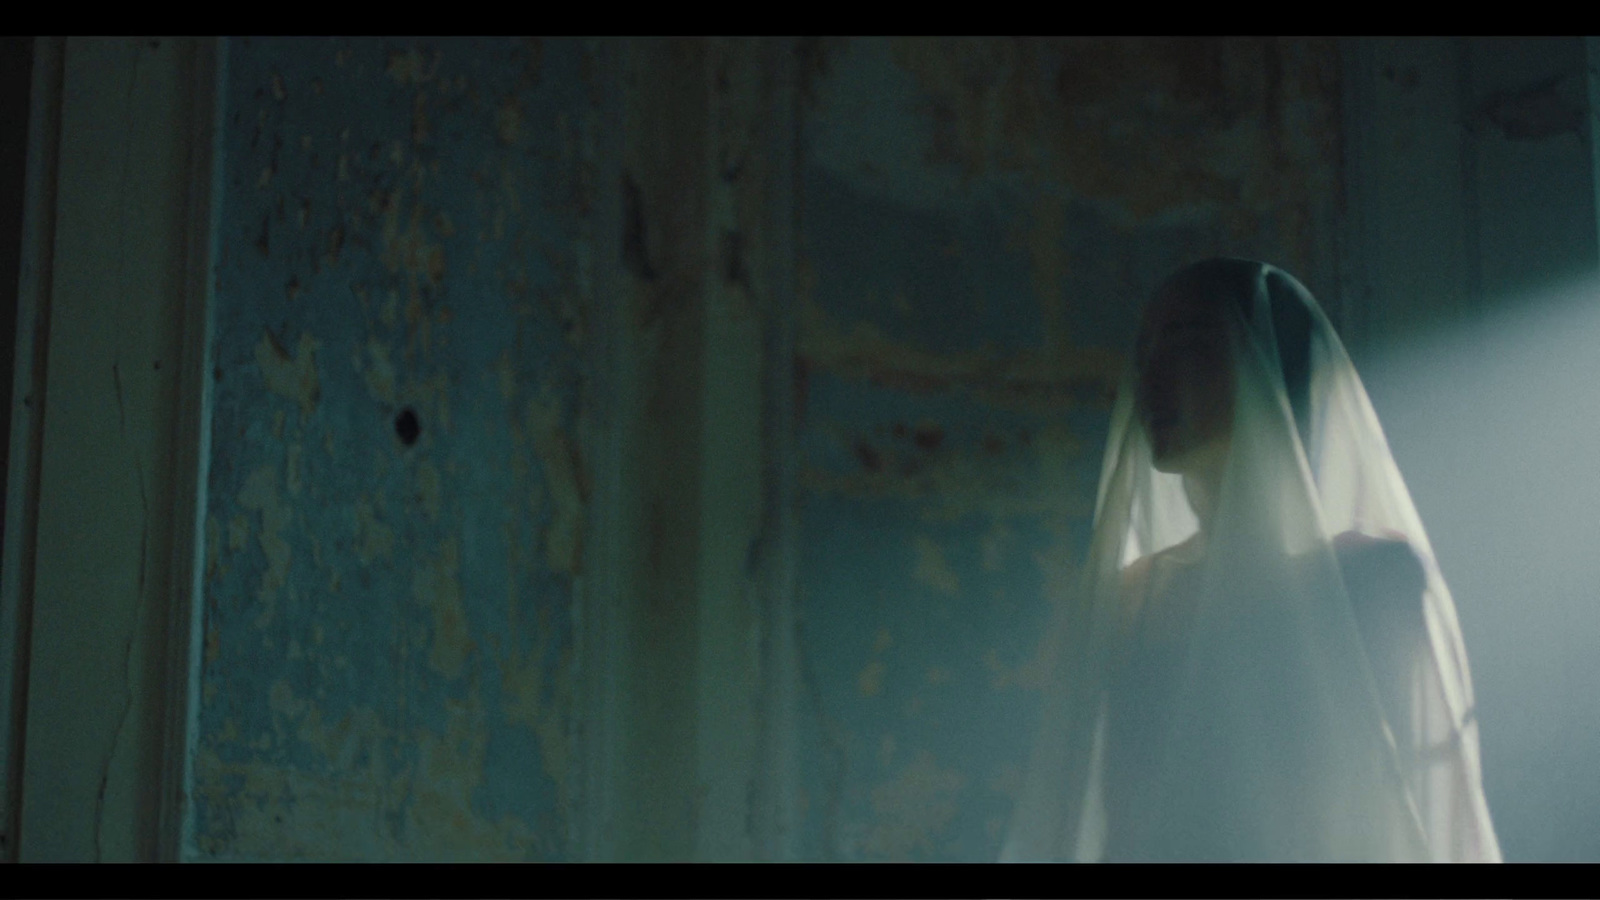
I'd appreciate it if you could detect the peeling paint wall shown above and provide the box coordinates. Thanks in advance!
[182,36,1348,862]
[18,36,1600,862]
[186,36,1346,862]
[182,36,1348,861]
[191,38,597,860]
[791,37,1343,860]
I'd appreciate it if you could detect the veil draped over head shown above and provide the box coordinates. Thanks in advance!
[1002,259,1499,862]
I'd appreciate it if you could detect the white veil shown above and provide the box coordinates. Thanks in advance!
[1001,259,1500,862]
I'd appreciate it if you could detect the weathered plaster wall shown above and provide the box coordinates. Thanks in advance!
[19,35,1600,864]
[18,35,1600,864]
[790,37,1343,860]
[190,37,598,860]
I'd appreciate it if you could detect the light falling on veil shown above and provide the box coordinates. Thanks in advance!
[1001,259,1500,862]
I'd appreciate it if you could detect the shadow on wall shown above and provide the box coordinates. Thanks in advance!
[0,36,32,549]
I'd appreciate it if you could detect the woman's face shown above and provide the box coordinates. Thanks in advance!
[1134,287,1236,472]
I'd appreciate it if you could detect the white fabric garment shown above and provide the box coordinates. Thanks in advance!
[1001,259,1500,862]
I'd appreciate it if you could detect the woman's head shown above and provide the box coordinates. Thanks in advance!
[1134,258,1315,473]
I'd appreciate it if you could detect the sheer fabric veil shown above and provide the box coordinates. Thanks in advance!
[1001,259,1500,862]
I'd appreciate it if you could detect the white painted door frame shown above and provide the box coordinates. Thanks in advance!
[0,36,219,862]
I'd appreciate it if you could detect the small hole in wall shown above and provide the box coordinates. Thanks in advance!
[395,407,420,446]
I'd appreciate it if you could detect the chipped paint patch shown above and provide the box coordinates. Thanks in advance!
[860,750,966,858]
[237,463,292,626]
[801,298,1122,414]
[500,642,575,811]
[800,415,1093,524]
[414,460,442,521]
[857,660,887,698]
[979,521,1012,572]
[356,338,398,406]
[352,496,395,565]
[414,538,471,681]
[524,394,584,576]
[254,331,321,419]
[191,682,552,860]
[912,536,960,597]
[386,48,439,86]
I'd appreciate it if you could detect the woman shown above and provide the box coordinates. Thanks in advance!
[1002,259,1500,862]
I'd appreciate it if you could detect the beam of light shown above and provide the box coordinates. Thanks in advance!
[1356,271,1600,862]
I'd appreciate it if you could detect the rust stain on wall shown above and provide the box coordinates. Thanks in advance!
[888,37,1342,258]
[800,298,1122,414]
[802,420,1090,523]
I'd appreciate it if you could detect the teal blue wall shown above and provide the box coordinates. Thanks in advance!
[193,37,594,860]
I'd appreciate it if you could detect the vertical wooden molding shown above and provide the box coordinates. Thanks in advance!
[159,35,222,863]
[577,38,805,861]
[0,35,63,864]
[14,36,214,862]
[612,36,712,861]
[748,35,802,862]
[574,35,627,863]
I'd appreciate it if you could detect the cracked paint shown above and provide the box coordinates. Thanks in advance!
[254,331,321,419]
[236,464,291,618]
[192,37,592,860]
